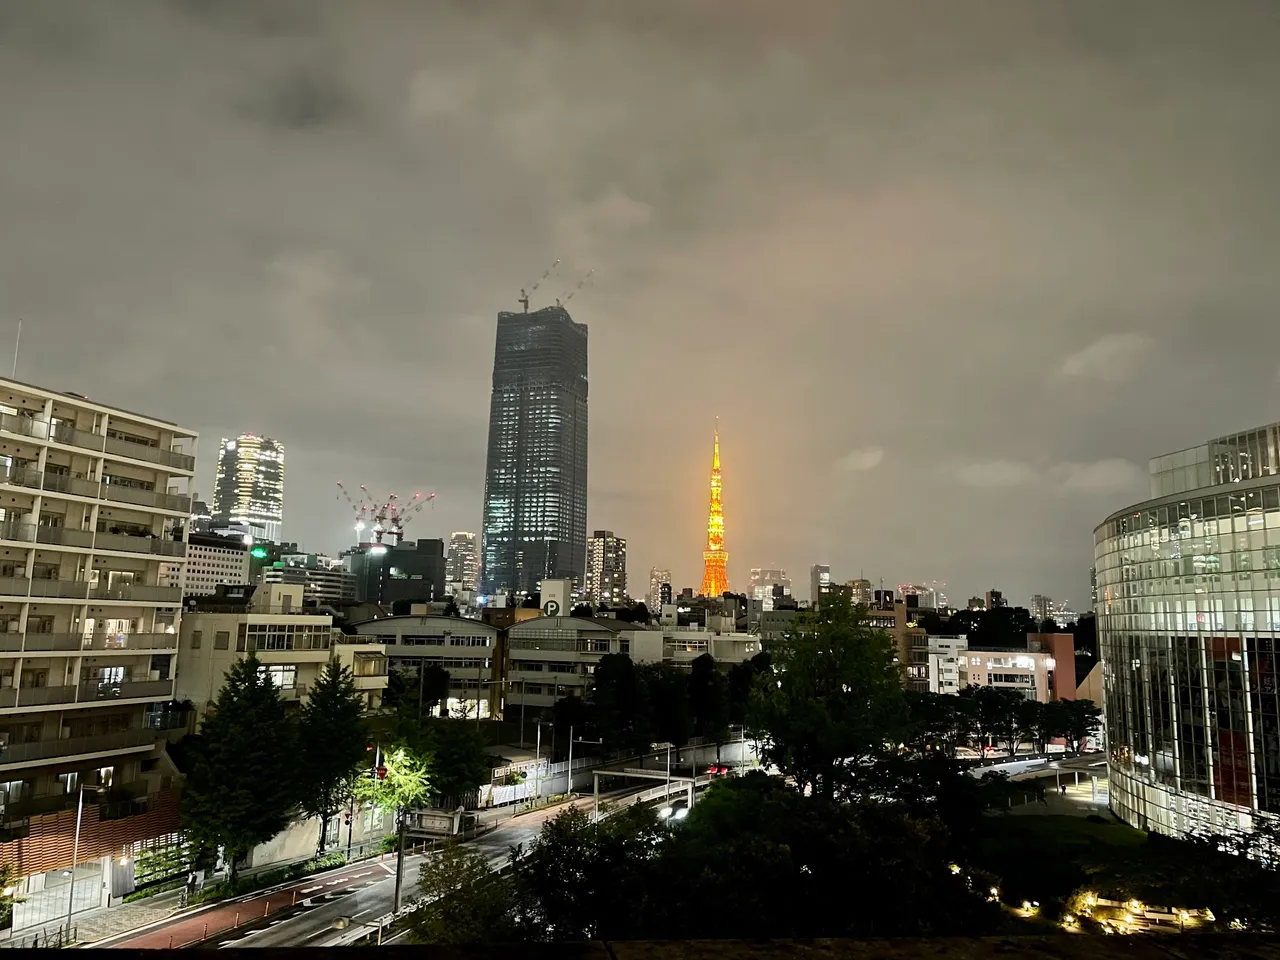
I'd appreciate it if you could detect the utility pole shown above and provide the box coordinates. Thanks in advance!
[65,782,85,936]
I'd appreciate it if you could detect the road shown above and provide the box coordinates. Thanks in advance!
[94,794,615,950]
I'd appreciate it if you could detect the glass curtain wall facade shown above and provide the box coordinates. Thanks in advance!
[480,306,588,599]
[1096,423,1280,838]
[211,434,284,542]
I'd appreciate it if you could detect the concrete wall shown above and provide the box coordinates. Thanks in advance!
[247,806,394,871]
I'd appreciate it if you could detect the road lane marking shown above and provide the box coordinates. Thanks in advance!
[325,879,343,886]
[301,885,322,893]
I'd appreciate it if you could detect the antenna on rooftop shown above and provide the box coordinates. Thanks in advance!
[11,319,21,379]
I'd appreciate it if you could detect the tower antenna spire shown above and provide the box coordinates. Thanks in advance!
[700,425,728,597]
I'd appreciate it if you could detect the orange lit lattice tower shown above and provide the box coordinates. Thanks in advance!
[700,427,729,597]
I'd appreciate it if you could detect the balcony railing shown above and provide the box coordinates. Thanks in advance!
[90,584,182,603]
[40,471,103,498]
[35,526,95,548]
[0,689,13,708]
[16,685,78,707]
[0,635,20,652]
[84,632,178,652]
[0,414,195,472]
[102,484,192,513]
[0,729,157,765]
[0,465,41,490]
[102,435,195,471]
[92,531,186,557]
[27,578,92,600]
[77,679,173,702]
[0,521,34,544]
[0,412,50,441]
[20,632,84,651]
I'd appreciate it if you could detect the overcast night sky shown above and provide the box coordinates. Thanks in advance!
[3,1,1280,606]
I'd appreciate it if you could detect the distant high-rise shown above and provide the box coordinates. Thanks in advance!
[648,567,672,612]
[700,429,729,597]
[750,568,791,611]
[1029,594,1054,623]
[212,434,284,541]
[447,531,480,592]
[984,589,1006,610]
[586,530,627,607]
[847,579,873,605]
[809,564,831,604]
[480,305,589,598]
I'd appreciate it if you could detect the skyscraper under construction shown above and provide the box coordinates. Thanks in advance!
[480,305,589,598]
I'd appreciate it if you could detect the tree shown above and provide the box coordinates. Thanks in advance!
[402,665,450,723]
[297,660,368,854]
[409,842,518,943]
[0,862,22,929]
[1039,617,1061,633]
[748,596,908,799]
[644,773,1001,939]
[180,655,298,885]
[726,650,770,723]
[442,596,461,618]
[958,685,1024,756]
[688,654,730,745]
[1060,698,1103,754]
[638,662,691,753]
[552,693,591,760]
[587,653,652,755]
[1013,697,1044,756]
[570,602,594,618]
[511,804,665,940]
[423,720,491,804]
[905,690,975,758]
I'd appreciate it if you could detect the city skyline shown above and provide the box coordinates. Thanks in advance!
[7,3,1279,605]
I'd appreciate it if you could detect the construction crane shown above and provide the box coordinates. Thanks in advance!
[518,259,561,312]
[336,483,436,546]
[556,269,594,308]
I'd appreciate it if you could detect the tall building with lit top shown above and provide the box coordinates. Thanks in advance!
[700,429,729,597]
[586,530,627,607]
[211,434,284,542]
[447,531,480,592]
[480,305,588,598]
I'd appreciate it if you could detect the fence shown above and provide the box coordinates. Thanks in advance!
[481,756,598,808]
[0,924,76,949]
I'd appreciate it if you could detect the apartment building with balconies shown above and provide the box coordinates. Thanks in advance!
[348,614,498,720]
[0,378,196,928]
[176,583,388,718]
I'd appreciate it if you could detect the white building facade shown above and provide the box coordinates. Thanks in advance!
[0,378,196,927]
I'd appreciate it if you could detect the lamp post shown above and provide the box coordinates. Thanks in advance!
[651,741,674,802]
[567,726,603,800]
[64,781,86,937]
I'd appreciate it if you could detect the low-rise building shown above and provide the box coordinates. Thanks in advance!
[261,552,356,606]
[169,532,250,597]
[347,614,499,720]
[176,583,387,718]
[906,635,969,694]
[505,616,632,710]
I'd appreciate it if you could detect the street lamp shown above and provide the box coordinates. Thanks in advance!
[567,726,603,806]
[651,741,674,802]
[64,780,86,937]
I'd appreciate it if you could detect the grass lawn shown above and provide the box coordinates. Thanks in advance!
[975,813,1147,912]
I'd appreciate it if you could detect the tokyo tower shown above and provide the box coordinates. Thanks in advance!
[700,426,729,597]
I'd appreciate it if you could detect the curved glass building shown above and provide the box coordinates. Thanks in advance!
[1096,423,1280,837]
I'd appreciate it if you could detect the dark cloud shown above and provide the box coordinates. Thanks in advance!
[3,0,1280,606]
